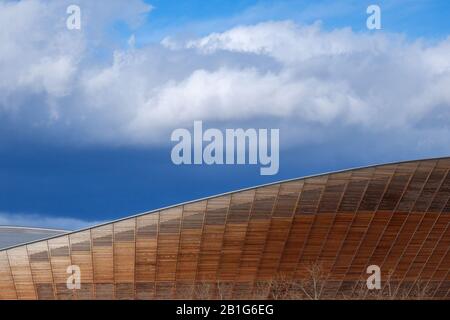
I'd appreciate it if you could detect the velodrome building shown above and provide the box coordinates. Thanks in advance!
[0,158,449,300]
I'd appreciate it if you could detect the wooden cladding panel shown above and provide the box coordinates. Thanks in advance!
[27,242,55,300]
[218,190,255,281]
[197,196,230,281]
[8,247,36,299]
[48,236,72,299]
[0,251,17,299]
[1,158,450,300]
[236,186,279,283]
[274,214,313,277]
[414,216,450,281]
[177,202,206,283]
[157,208,182,282]
[114,219,136,284]
[28,242,53,284]
[69,230,93,299]
[257,182,301,279]
[135,213,158,287]
[91,225,114,285]
[318,213,354,274]
[346,212,393,277]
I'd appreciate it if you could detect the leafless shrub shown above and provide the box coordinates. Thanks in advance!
[293,262,328,300]
[215,281,233,300]
[175,262,440,300]
[347,273,436,300]
[251,262,328,300]
[193,282,214,300]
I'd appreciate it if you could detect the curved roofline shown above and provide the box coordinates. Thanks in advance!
[2,155,449,251]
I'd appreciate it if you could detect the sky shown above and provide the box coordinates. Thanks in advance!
[0,0,450,230]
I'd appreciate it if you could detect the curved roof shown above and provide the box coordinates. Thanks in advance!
[1,157,449,300]
[3,155,450,251]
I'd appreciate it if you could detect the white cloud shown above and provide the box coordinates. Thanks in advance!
[1,2,450,150]
[186,21,388,64]
[0,212,104,231]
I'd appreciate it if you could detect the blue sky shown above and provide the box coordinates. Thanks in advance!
[135,0,450,41]
[0,0,449,229]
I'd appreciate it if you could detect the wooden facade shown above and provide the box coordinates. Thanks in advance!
[0,158,449,299]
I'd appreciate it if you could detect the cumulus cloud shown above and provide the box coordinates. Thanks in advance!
[1,1,450,150]
[0,212,104,231]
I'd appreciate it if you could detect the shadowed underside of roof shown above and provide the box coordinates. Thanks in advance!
[0,158,449,300]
